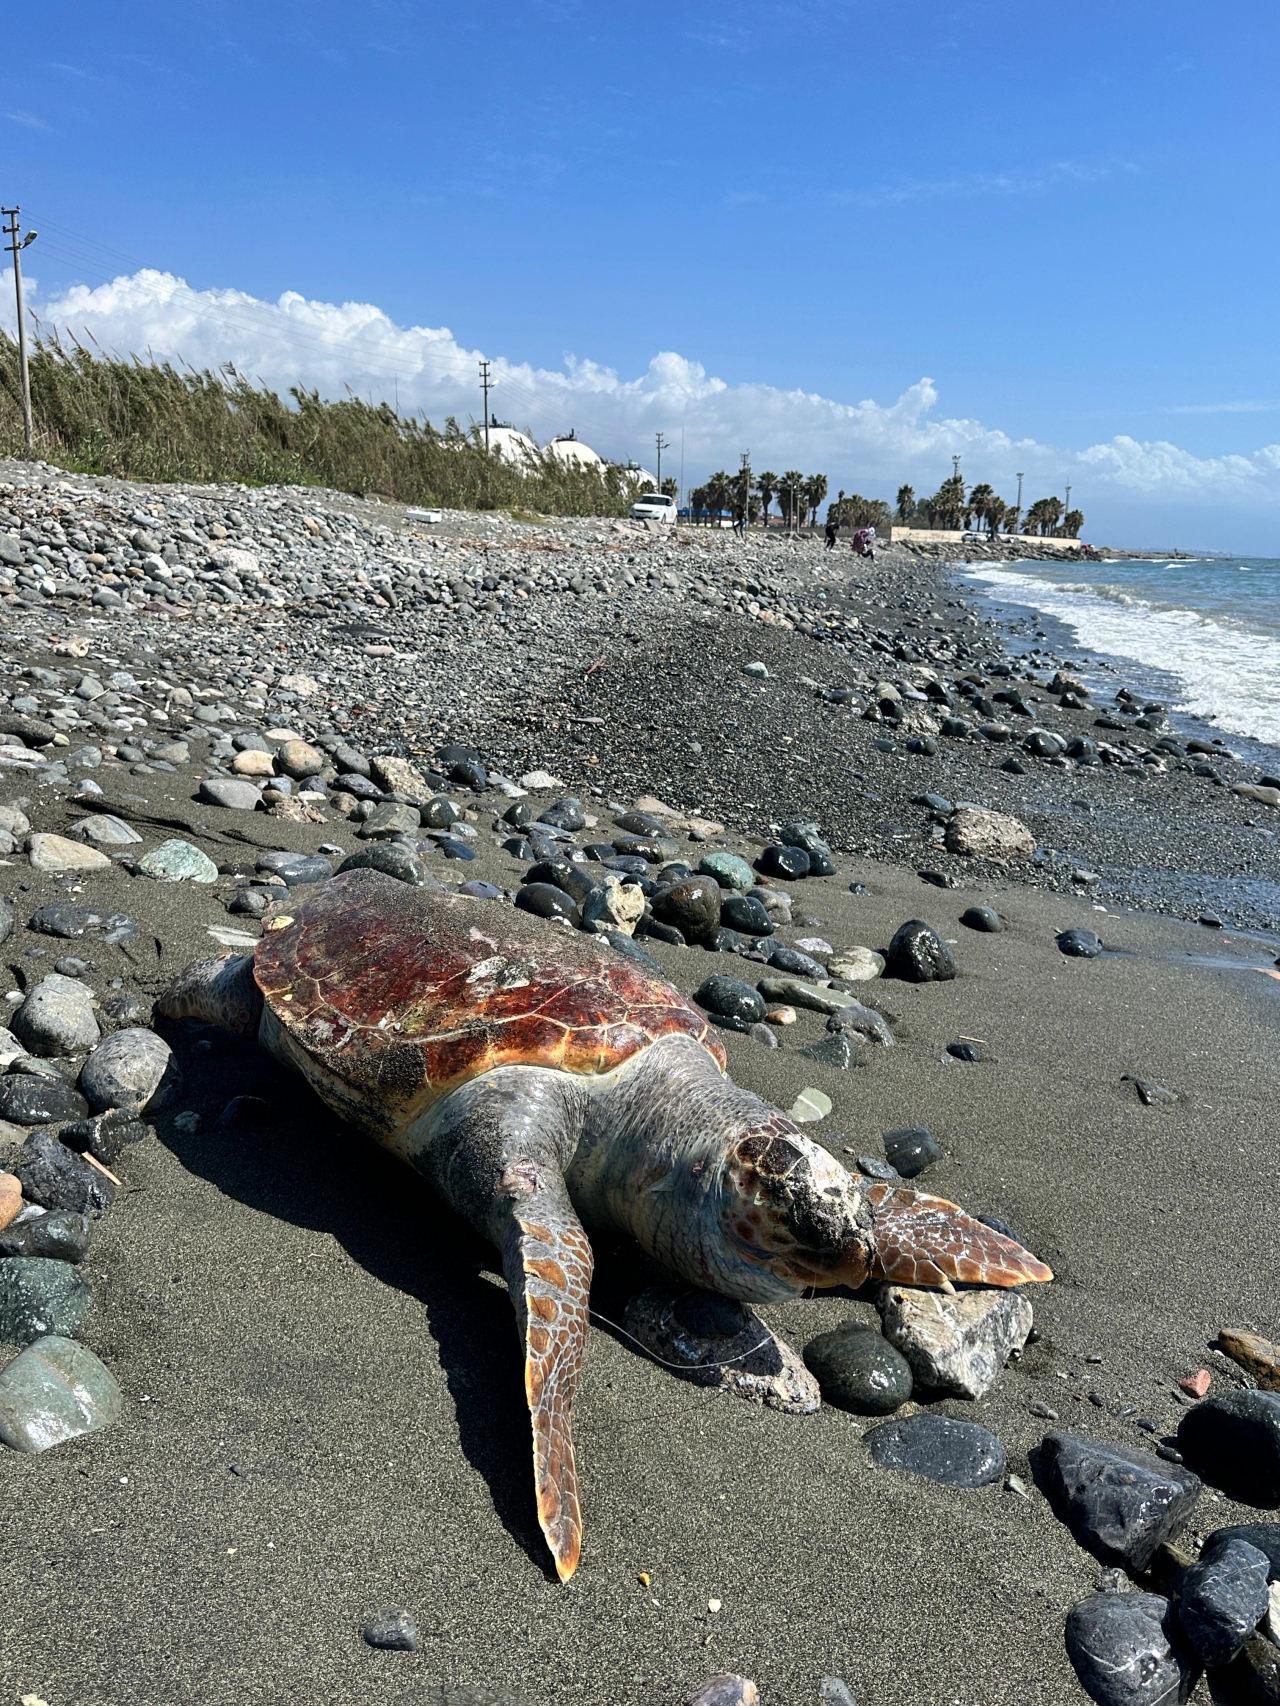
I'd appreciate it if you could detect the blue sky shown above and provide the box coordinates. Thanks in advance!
[6,0,1280,549]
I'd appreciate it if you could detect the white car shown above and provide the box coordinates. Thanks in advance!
[629,491,676,524]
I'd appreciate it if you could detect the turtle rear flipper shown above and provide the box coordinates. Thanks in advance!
[156,953,263,1038]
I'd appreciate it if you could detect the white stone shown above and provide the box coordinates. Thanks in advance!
[878,1286,1033,1399]
[789,1087,832,1123]
[26,834,110,875]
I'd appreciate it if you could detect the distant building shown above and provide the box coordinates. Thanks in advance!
[485,419,539,464]
[546,429,605,470]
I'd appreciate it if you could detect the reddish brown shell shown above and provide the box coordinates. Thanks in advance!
[253,867,726,1130]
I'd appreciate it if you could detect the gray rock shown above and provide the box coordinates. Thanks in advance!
[79,1028,174,1112]
[944,806,1036,860]
[13,1128,114,1215]
[138,838,219,883]
[0,1209,91,1262]
[368,754,437,806]
[803,1323,913,1415]
[865,1413,1007,1486]
[198,776,262,810]
[0,896,15,946]
[688,1676,760,1706]
[337,843,430,885]
[755,975,849,1014]
[0,1075,89,1126]
[11,973,100,1058]
[1178,1390,1280,1505]
[0,1333,122,1450]
[361,1607,420,1651]
[877,1286,1033,1399]
[1177,1536,1271,1668]
[1039,1432,1202,1569]
[826,946,885,982]
[68,813,142,848]
[1065,1591,1196,1706]
[885,919,956,982]
[0,1258,92,1345]
[26,832,111,875]
[356,801,421,839]
[1058,927,1104,958]
[882,1126,941,1177]
[826,999,894,1047]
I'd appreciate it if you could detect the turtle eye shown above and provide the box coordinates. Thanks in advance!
[730,1127,863,1260]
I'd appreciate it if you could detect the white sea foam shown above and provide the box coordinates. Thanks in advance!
[967,565,1280,747]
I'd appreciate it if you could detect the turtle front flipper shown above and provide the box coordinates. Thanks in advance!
[156,953,263,1037]
[862,1181,1052,1290]
[496,1164,594,1582]
[418,1068,592,1583]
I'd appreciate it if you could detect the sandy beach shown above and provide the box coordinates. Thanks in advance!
[1,468,1278,1706]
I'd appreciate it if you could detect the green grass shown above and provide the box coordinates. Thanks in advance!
[0,332,632,517]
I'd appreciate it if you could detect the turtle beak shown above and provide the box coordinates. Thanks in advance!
[837,1181,1052,1292]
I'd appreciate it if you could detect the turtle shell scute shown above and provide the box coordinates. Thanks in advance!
[253,868,725,1118]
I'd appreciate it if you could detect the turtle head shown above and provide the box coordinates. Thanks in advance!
[720,1119,1051,1297]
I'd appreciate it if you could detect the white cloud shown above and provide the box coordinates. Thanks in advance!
[834,157,1139,210]
[4,109,52,131]
[12,267,1280,532]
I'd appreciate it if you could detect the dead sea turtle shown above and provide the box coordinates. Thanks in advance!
[158,867,1050,1581]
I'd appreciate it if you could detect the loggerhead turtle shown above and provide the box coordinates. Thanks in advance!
[158,867,1050,1581]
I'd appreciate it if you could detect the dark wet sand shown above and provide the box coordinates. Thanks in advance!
[2,781,1277,1706]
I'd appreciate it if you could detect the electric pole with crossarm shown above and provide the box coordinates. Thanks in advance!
[655,431,669,490]
[3,207,37,456]
[479,359,493,455]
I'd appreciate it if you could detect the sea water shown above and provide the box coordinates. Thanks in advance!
[964,555,1280,759]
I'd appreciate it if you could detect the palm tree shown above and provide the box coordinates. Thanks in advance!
[756,471,777,527]
[705,469,735,521]
[1063,508,1084,538]
[1025,496,1064,536]
[659,476,677,498]
[896,484,915,523]
[985,496,1007,537]
[803,472,828,528]
[968,482,995,533]
[1004,502,1022,535]
[779,470,805,529]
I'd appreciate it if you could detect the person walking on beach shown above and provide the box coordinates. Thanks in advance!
[823,513,838,550]
[732,503,746,536]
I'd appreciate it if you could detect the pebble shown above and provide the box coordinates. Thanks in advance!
[0,1333,122,1451]
[959,905,1005,932]
[720,893,774,936]
[1039,1432,1202,1570]
[826,946,885,982]
[0,1170,20,1231]
[1204,1525,1280,1582]
[515,883,577,923]
[13,1128,114,1215]
[695,976,766,1029]
[789,1087,832,1123]
[882,1126,941,1178]
[944,806,1036,860]
[1122,1075,1177,1108]
[757,843,810,880]
[337,843,430,886]
[356,801,420,839]
[25,833,111,875]
[360,1607,420,1651]
[698,852,756,892]
[885,919,956,982]
[1065,1590,1195,1706]
[799,1031,859,1070]
[0,1209,91,1263]
[0,1258,92,1346]
[1176,1535,1271,1668]
[864,1413,1007,1487]
[1178,1390,1280,1503]
[11,974,101,1058]
[877,1286,1033,1400]
[803,1323,913,1415]
[27,902,137,942]
[755,976,847,1015]
[688,1676,760,1706]
[0,897,12,947]
[79,1028,174,1112]
[0,1075,89,1127]
[653,877,722,943]
[68,813,142,848]
[138,838,220,883]
[1058,927,1104,958]
[1216,1327,1280,1391]
[198,777,262,810]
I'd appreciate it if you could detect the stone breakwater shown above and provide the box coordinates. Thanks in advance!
[1,460,1279,1706]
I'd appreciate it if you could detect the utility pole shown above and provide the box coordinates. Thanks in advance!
[655,431,669,490]
[3,208,36,456]
[1064,482,1072,532]
[479,359,493,455]
[952,454,961,480]
[739,449,750,531]
[1015,470,1024,532]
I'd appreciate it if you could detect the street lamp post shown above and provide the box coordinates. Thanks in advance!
[1015,471,1024,533]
